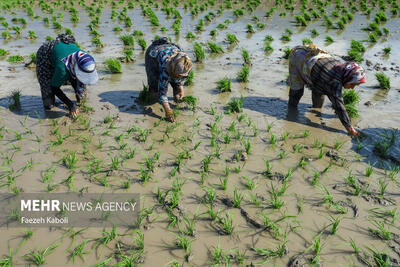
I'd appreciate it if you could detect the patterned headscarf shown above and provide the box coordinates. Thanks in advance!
[166,52,193,78]
[342,62,366,85]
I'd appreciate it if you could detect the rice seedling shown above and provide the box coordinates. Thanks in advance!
[269,182,284,209]
[233,188,244,208]
[137,38,147,50]
[368,220,391,240]
[329,216,341,235]
[185,31,196,39]
[207,42,223,54]
[242,138,251,154]
[193,42,205,62]
[120,34,134,46]
[378,178,388,197]
[63,151,77,169]
[217,77,231,92]
[302,38,312,45]
[237,65,250,82]
[264,43,273,53]
[7,55,24,63]
[336,20,345,30]
[8,90,21,111]
[246,24,255,33]
[295,15,307,26]
[311,28,319,36]
[217,212,235,235]
[383,46,391,55]
[368,32,378,42]
[70,239,91,263]
[324,36,334,44]
[225,33,239,44]
[226,96,245,114]
[375,72,390,89]
[0,49,8,57]
[279,33,291,42]
[105,58,122,73]
[24,243,59,265]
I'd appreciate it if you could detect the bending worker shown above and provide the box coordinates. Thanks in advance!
[145,37,193,122]
[36,34,99,118]
[288,44,366,136]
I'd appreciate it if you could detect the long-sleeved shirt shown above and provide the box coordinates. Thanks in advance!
[289,45,352,127]
[310,58,351,127]
[156,46,184,103]
[50,42,83,87]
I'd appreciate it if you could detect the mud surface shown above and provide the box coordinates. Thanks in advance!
[0,1,400,266]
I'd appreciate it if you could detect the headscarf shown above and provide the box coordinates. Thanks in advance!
[342,62,366,85]
[166,52,193,78]
[62,51,98,85]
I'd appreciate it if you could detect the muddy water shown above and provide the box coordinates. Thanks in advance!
[0,2,400,267]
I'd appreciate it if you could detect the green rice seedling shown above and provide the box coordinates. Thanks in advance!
[347,49,363,63]
[375,72,390,89]
[0,49,8,57]
[334,139,344,150]
[70,239,90,263]
[311,28,319,36]
[242,49,250,65]
[27,30,37,39]
[226,96,245,114]
[219,176,228,191]
[207,42,223,54]
[318,185,334,205]
[269,182,284,209]
[237,65,250,82]
[209,29,217,37]
[246,24,255,33]
[95,225,117,248]
[225,33,239,44]
[217,77,231,92]
[280,34,291,42]
[217,212,235,235]
[351,40,366,52]
[295,15,307,26]
[368,32,378,42]
[302,38,313,45]
[378,178,388,197]
[2,31,11,40]
[7,55,24,63]
[8,90,21,111]
[137,38,147,50]
[193,42,205,62]
[105,58,122,73]
[264,43,273,53]
[325,36,334,44]
[24,243,59,265]
[366,165,373,177]
[120,34,134,46]
[282,47,291,59]
[63,151,77,169]
[202,155,212,173]
[383,47,391,55]
[0,248,13,266]
[242,176,257,190]
[312,171,320,186]
[242,138,251,154]
[203,186,216,204]
[185,32,196,39]
[233,188,244,208]
[336,20,345,30]
[123,48,135,62]
[329,216,341,235]
[264,35,274,42]
[369,220,391,240]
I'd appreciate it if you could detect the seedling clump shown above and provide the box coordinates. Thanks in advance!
[105,58,122,73]
[375,72,390,89]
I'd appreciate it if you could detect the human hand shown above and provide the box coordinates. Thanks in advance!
[345,125,358,136]
[165,108,175,122]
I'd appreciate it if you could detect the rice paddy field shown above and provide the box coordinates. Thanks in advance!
[0,0,400,266]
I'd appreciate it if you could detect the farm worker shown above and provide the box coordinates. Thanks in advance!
[287,44,365,136]
[36,34,99,118]
[145,37,193,122]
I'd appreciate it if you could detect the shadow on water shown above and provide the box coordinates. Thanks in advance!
[243,96,344,134]
[0,95,67,119]
[351,127,400,170]
[98,90,162,120]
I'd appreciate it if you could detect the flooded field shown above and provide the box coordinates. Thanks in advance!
[0,0,400,266]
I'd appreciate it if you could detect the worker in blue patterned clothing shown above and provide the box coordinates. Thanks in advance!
[145,37,193,122]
